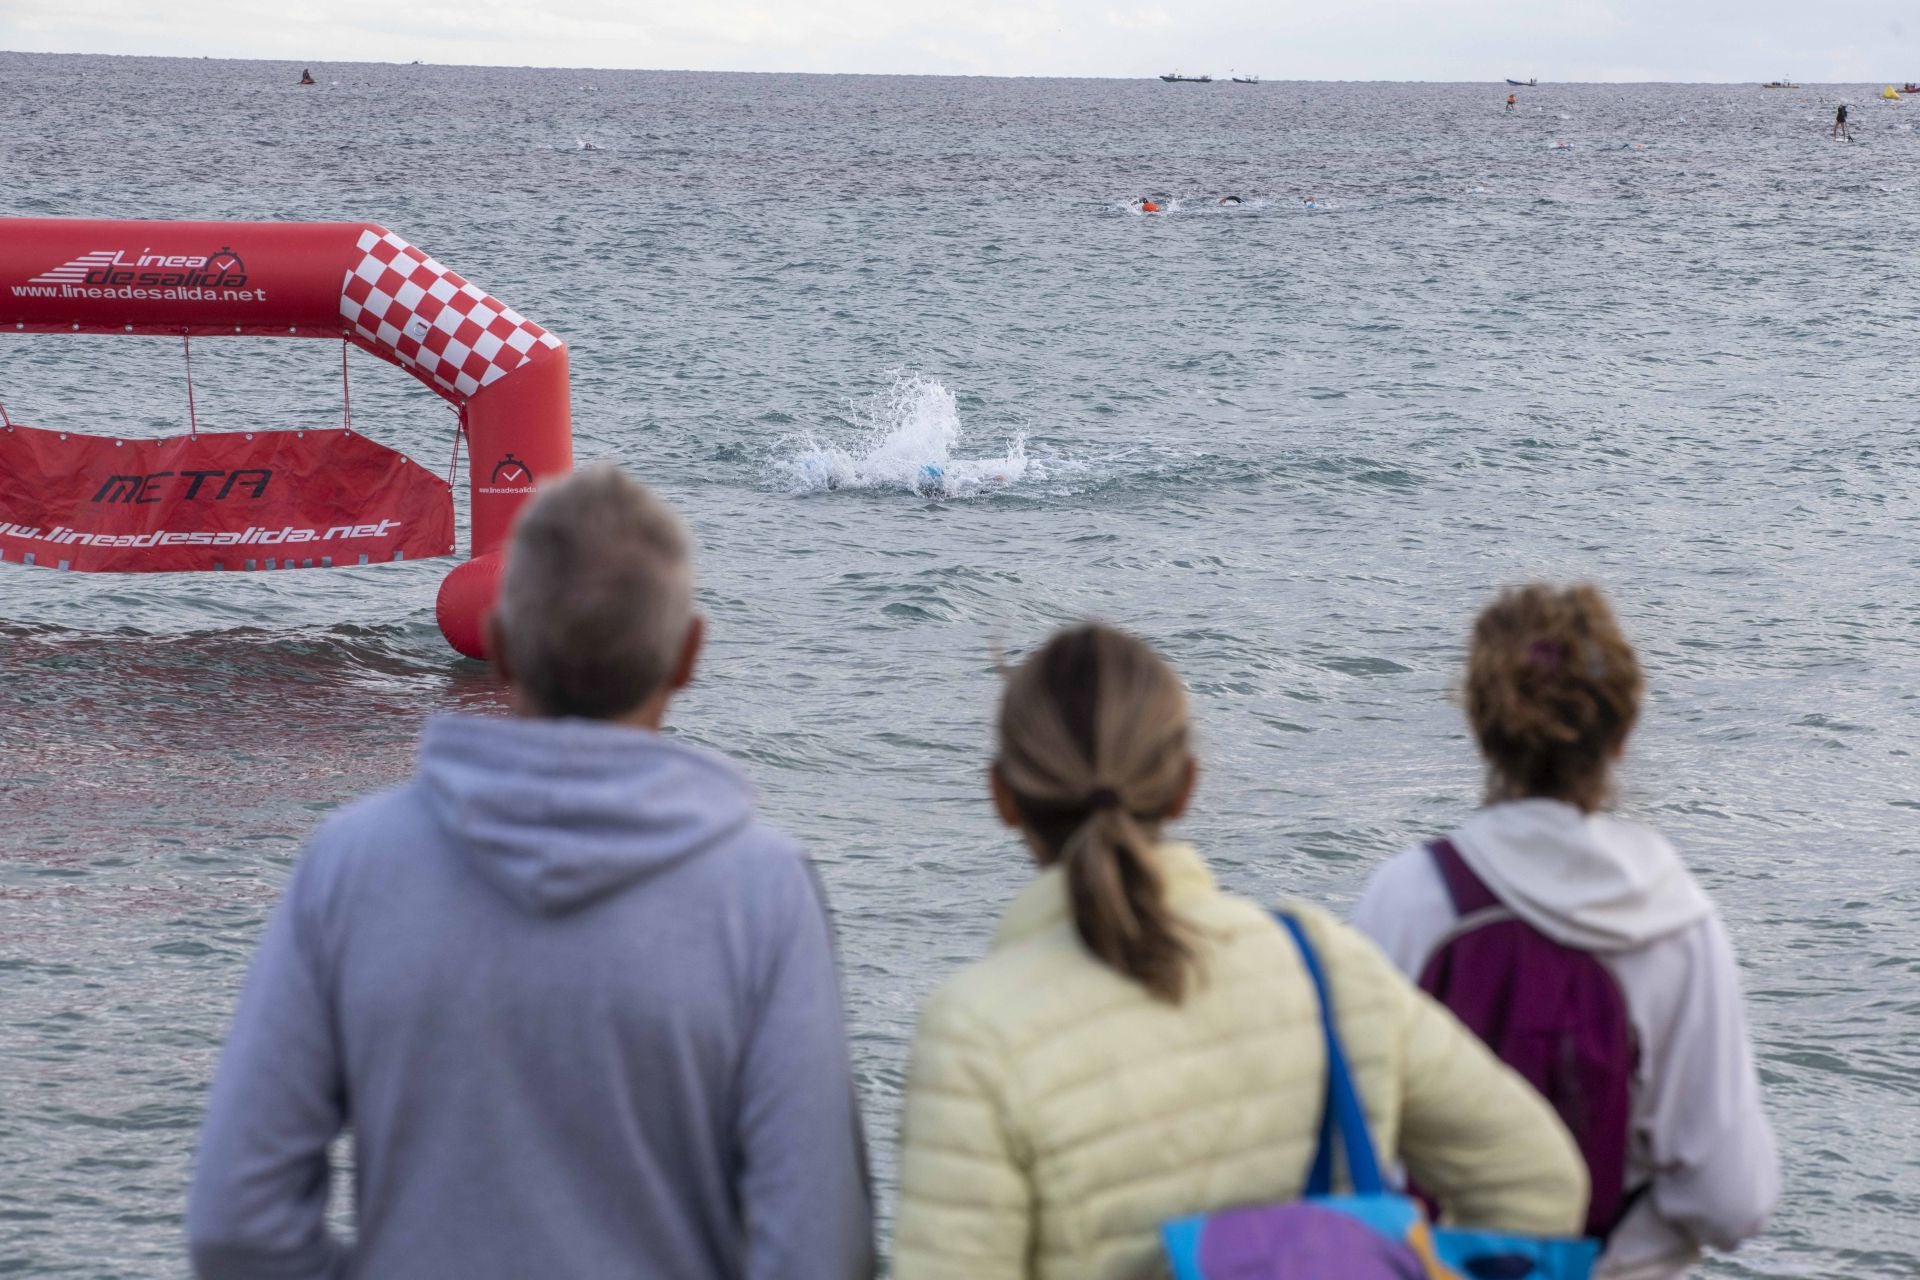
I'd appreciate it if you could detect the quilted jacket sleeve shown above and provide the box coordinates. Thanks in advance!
[1296,904,1587,1236]
[1392,965,1591,1235]
[890,983,1032,1280]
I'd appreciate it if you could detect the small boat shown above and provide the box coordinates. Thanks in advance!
[1159,72,1213,83]
[1506,78,1537,87]
[1761,79,1798,89]
[1232,74,1260,84]
[1904,84,1920,95]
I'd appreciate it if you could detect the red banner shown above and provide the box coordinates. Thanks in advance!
[0,425,453,572]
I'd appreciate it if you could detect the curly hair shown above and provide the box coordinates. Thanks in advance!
[1465,583,1643,813]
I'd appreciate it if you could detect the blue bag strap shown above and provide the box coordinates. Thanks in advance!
[1275,912,1386,1197]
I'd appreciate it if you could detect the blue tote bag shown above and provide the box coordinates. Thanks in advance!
[1160,914,1600,1280]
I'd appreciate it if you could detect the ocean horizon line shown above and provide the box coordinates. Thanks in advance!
[0,49,1901,86]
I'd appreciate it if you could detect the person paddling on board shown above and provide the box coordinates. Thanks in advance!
[1506,93,1517,113]
[1833,102,1850,140]
[299,68,316,85]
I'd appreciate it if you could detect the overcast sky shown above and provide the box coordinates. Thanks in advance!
[3,0,1915,81]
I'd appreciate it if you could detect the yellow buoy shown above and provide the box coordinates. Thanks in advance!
[1884,85,1902,100]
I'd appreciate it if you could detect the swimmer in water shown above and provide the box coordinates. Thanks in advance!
[1218,195,1243,205]
[1506,93,1517,113]
[1832,103,1851,141]
[1135,195,1163,213]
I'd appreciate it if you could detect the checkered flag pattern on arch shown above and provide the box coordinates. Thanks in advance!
[338,230,562,399]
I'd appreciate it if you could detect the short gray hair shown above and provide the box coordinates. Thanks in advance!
[493,464,695,719]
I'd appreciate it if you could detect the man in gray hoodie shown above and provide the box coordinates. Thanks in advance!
[187,465,876,1280]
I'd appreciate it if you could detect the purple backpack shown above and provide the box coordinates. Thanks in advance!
[1418,839,1639,1240]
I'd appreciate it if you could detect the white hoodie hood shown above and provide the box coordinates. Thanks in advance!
[1451,799,1712,952]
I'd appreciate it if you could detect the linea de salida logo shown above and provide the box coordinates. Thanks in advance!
[27,246,248,289]
[481,453,535,495]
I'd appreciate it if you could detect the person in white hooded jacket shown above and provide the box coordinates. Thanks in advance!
[1353,583,1778,1280]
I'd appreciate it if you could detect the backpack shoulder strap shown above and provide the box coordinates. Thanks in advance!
[1428,837,1501,916]
[1274,912,1386,1198]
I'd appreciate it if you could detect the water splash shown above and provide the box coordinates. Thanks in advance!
[774,374,1034,498]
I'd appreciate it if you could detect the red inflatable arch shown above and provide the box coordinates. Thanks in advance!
[0,218,572,658]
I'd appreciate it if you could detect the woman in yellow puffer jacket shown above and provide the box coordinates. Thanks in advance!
[891,623,1589,1280]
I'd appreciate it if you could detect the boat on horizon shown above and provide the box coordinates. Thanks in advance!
[1159,72,1212,83]
[1904,83,1920,94]
[1761,78,1799,89]
[1231,73,1260,84]
[1506,77,1537,87]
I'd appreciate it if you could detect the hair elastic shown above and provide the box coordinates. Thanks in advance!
[1086,787,1122,811]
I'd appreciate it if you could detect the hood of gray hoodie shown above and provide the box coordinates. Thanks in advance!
[1452,798,1713,951]
[417,713,756,915]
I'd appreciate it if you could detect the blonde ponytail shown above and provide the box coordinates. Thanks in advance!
[997,625,1196,1002]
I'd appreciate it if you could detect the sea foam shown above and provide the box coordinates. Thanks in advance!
[774,374,1033,498]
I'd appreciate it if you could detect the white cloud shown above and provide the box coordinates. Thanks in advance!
[1,0,1916,80]
[1105,7,1174,34]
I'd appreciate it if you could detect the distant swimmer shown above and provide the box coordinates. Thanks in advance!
[1832,103,1851,141]
[1506,93,1517,113]
[1135,196,1163,213]
[299,68,316,86]
[1217,195,1243,205]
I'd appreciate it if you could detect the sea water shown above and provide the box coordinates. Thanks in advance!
[2,55,1918,1276]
